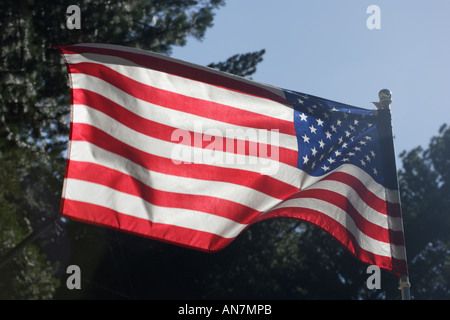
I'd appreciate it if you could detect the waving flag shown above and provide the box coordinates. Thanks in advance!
[58,43,408,277]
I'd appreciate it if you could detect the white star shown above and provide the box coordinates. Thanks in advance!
[365,154,371,162]
[365,135,373,141]
[354,146,361,151]
[331,107,338,112]
[335,150,342,157]
[317,119,324,127]
[311,147,318,156]
[311,162,316,169]
[303,155,309,164]
[302,134,310,143]
[299,113,308,121]
[307,107,314,113]
[323,112,330,119]
[354,119,359,125]
[342,158,350,162]
[344,130,351,137]
[349,124,355,131]
[373,168,378,175]
[325,131,332,139]
[321,165,330,172]
[336,119,342,126]
[330,124,337,132]
[338,136,343,144]
[297,98,304,104]
[342,142,348,148]
[309,125,317,134]
[360,159,366,167]
[318,140,325,149]
[348,152,356,156]
[359,140,367,146]
[370,150,376,158]
[327,157,336,164]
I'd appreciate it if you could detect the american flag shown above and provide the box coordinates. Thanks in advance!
[58,43,408,277]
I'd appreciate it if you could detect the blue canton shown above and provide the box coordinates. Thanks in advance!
[283,89,385,186]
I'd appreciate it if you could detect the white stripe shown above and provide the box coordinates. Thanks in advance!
[65,53,293,123]
[68,43,287,100]
[271,197,406,260]
[290,163,400,206]
[64,178,247,239]
[69,140,282,212]
[69,73,298,152]
[304,179,403,231]
[72,104,301,187]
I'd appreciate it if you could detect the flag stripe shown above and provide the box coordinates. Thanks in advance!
[62,175,404,260]
[61,198,408,273]
[68,141,281,211]
[285,188,405,245]
[64,178,248,239]
[66,161,264,224]
[306,177,394,223]
[71,104,300,187]
[62,199,236,251]
[71,88,298,166]
[66,52,294,124]
[321,171,401,217]
[60,44,289,105]
[67,62,295,136]
[257,206,408,273]
[69,74,298,151]
[262,199,406,260]
[70,127,298,202]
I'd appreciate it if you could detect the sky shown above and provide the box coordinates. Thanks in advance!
[171,0,450,167]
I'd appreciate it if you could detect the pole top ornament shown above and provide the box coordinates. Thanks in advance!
[373,89,392,110]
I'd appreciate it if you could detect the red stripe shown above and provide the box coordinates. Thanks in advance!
[286,188,405,245]
[67,160,263,224]
[70,123,300,200]
[257,206,408,277]
[62,197,407,277]
[59,45,289,106]
[72,89,297,167]
[62,199,236,252]
[68,62,297,137]
[322,171,402,217]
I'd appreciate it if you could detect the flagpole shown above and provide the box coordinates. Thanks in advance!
[399,275,411,300]
[373,89,411,300]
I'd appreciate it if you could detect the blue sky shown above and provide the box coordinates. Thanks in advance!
[171,0,450,167]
